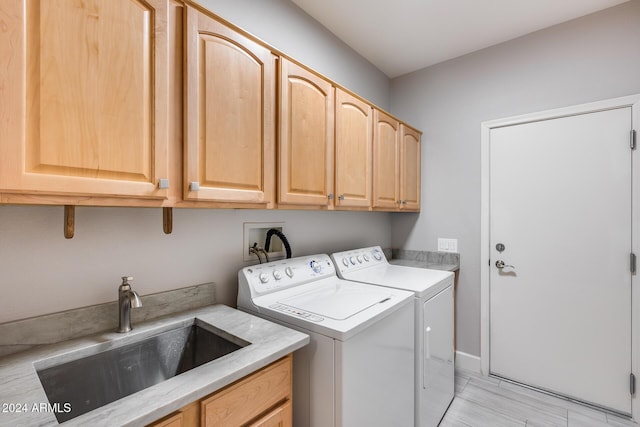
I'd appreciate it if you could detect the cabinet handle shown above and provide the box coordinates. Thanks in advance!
[328,193,334,200]
[338,195,345,201]
[401,200,407,205]
[158,178,170,189]
[189,182,200,191]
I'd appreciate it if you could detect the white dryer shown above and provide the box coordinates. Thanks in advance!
[331,246,455,427]
[237,254,415,427]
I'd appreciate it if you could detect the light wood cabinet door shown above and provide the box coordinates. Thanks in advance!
[335,89,372,209]
[201,355,292,427]
[147,401,199,427]
[148,412,183,427]
[184,7,276,205]
[400,124,421,211]
[372,110,400,210]
[248,400,292,427]
[0,0,169,199]
[278,59,334,207]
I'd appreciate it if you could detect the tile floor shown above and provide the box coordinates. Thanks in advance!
[440,369,637,426]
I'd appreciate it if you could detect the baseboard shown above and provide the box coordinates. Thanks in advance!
[455,350,481,373]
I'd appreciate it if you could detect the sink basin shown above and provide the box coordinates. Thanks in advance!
[36,321,249,423]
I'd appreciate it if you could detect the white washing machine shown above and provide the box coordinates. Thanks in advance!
[237,254,415,427]
[331,246,455,427]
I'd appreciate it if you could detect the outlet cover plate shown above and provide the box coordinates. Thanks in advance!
[437,238,458,253]
[243,222,286,262]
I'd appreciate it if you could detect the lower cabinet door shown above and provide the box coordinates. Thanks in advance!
[148,412,183,427]
[201,355,291,426]
[248,400,292,427]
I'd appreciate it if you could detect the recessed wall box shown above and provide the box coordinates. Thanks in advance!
[243,222,286,262]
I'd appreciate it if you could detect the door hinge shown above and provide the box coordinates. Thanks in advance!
[631,130,637,150]
[631,373,636,395]
[631,253,637,274]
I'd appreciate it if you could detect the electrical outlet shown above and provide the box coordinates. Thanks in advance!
[243,222,286,262]
[437,238,458,253]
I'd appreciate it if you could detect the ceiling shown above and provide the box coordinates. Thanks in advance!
[290,0,630,78]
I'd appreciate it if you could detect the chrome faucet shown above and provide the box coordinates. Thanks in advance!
[117,276,142,333]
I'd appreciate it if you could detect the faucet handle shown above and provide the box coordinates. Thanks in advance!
[121,276,133,284]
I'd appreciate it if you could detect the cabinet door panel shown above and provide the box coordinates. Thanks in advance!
[201,356,291,427]
[248,400,292,427]
[0,0,169,198]
[279,59,334,206]
[335,89,372,208]
[400,125,421,211]
[372,110,400,210]
[184,7,275,204]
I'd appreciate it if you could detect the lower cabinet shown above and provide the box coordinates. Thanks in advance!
[147,355,292,427]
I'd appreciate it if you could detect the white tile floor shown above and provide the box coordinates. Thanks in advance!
[440,369,638,426]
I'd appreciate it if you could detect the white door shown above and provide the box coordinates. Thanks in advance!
[489,107,633,414]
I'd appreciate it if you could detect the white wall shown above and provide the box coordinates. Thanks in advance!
[390,0,640,357]
[0,207,390,323]
[0,0,393,324]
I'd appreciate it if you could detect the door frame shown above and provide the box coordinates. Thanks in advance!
[480,94,640,418]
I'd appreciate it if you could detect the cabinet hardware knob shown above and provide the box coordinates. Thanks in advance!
[338,195,345,201]
[190,182,200,191]
[328,193,334,200]
[158,178,170,189]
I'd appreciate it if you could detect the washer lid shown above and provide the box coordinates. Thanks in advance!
[278,281,392,320]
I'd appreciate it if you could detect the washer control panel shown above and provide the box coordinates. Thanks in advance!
[331,246,388,274]
[240,254,335,296]
[269,303,324,322]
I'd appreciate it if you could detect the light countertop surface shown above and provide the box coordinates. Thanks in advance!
[0,304,309,427]
[389,258,459,272]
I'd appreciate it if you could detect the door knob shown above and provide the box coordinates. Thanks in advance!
[495,260,515,269]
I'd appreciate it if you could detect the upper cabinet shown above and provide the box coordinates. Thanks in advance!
[278,59,335,207]
[372,111,421,212]
[372,110,400,210]
[183,6,276,206]
[399,125,421,211]
[0,1,420,212]
[334,89,373,209]
[0,0,170,200]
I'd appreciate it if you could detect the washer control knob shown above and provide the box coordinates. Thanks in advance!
[285,267,294,278]
[310,260,322,273]
[273,270,282,280]
[259,273,269,283]
[342,257,349,267]
[363,254,370,262]
[356,255,363,263]
[349,256,356,265]
[372,250,382,261]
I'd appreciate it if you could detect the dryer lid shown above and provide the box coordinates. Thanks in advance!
[343,264,454,297]
[277,281,392,320]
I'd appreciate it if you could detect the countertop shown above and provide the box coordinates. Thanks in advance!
[388,248,460,273]
[389,258,459,272]
[0,304,309,427]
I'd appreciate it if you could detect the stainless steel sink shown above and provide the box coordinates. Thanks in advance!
[36,321,249,423]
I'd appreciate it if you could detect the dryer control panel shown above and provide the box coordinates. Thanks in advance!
[331,246,388,275]
[238,254,335,298]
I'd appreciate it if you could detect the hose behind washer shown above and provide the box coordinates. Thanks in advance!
[264,229,292,259]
